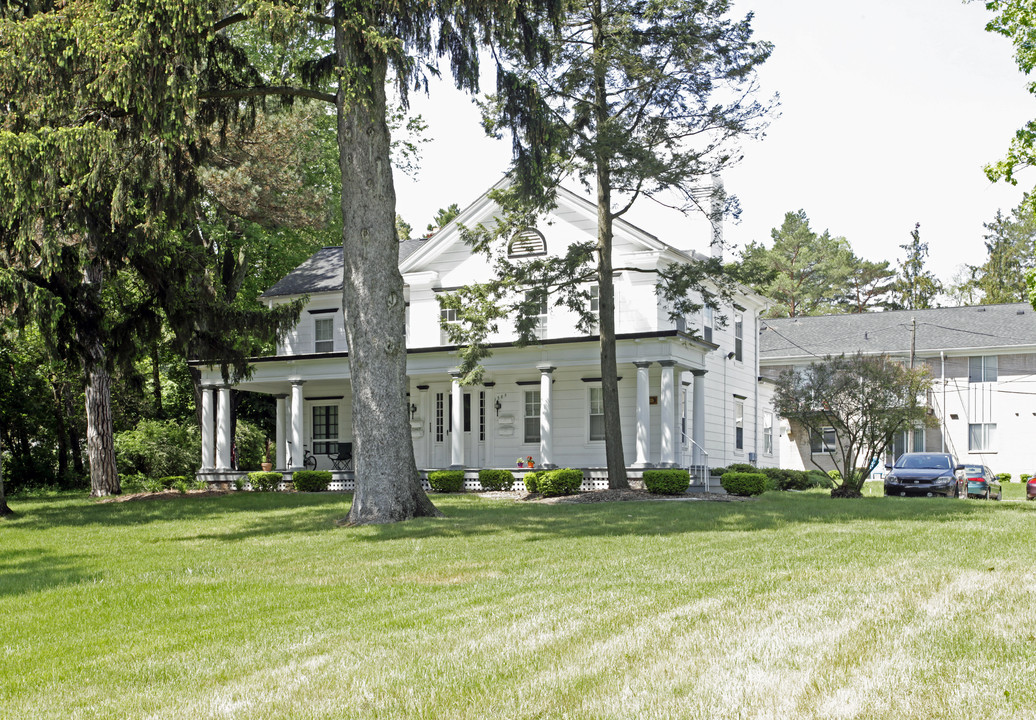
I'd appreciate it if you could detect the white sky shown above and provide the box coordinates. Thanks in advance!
[394,0,1035,284]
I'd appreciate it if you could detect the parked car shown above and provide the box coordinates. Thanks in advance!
[884,452,963,498]
[960,465,1002,500]
[1027,476,1036,501]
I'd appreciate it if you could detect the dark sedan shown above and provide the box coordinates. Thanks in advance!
[884,452,963,498]
[961,465,1002,500]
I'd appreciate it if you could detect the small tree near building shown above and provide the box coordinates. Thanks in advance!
[772,353,933,498]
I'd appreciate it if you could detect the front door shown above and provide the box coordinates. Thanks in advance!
[431,388,485,468]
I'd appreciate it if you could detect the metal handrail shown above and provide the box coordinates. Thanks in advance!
[680,431,710,493]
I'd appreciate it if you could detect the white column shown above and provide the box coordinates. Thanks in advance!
[290,379,305,469]
[692,370,707,467]
[215,385,232,470]
[633,361,653,468]
[275,394,288,470]
[538,365,556,468]
[449,370,464,469]
[659,361,676,467]
[200,385,215,470]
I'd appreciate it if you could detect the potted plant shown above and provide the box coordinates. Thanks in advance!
[261,439,273,472]
[526,455,535,468]
[516,457,525,468]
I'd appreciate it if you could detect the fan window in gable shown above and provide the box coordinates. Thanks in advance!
[508,228,547,258]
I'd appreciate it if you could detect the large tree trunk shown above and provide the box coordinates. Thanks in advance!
[78,248,120,497]
[592,2,629,490]
[336,11,440,525]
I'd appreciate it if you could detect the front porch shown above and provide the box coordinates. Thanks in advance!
[197,466,723,493]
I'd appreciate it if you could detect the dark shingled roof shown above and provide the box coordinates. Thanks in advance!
[261,239,432,298]
[760,303,1036,360]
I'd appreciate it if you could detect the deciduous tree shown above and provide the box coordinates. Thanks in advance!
[771,353,932,498]
[450,0,773,488]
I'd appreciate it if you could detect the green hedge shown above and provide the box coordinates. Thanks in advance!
[721,471,766,497]
[428,470,465,493]
[997,472,1012,483]
[537,468,583,497]
[643,469,690,495]
[293,470,332,492]
[478,469,515,491]
[523,471,539,493]
[248,471,281,492]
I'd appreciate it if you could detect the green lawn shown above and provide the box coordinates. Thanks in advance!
[3,489,1035,719]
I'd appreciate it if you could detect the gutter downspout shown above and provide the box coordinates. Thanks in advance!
[754,313,760,465]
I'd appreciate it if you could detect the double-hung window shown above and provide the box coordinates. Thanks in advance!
[734,312,744,362]
[810,427,837,454]
[763,411,773,455]
[526,291,548,339]
[314,317,334,353]
[734,400,744,451]
[440,307,458,345]
[588,387,605,441]
[703,305,714,344]
[524,390,541,444]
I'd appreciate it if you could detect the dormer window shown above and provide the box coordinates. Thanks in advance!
[508,228,547,258]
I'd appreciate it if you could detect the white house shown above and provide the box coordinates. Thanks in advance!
[759,303,1036,480]
[193,180,777,488]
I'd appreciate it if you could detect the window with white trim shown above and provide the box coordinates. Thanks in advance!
[968,355,998,383]
[526,291,547,339]
[734,400,744,451]
[968,423,996,452]
[312,405,338,454]
[440,306,458,345]
[734,312,744,362]
[810,427,837,454]
[703,305,714,344]
[588,386,605,441]
[763,411,773,455]
[314,317,334,353]
[524,390,541,444]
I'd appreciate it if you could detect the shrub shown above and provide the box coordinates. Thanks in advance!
[1022,474,1031,483]
[523,471,539,493]
[234,420,266,471]
[293,470,332,492]
[537,468,583,497]
[248,471,281,492]
[158,475,190,490]
[114,419,200,479]
[478,469,515,491]
[721,471,766,497]
[643,469,690,495]
[428,470,465,493]
[726,463,758,474]
[997,472,1012,483]
[827,469,842,482]
[710,466,727,477]
[233,477,246,492]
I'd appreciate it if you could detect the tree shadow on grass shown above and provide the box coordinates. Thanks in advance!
[9,491,1025,545]
[0,547,96,599]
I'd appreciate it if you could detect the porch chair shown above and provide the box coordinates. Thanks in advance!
[332,442,353,471]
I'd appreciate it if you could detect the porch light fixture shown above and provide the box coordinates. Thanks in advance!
[494,398,502,415]
[726,351,736,360]
[409,403,417,419]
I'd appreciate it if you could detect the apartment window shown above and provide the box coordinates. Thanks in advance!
[734,312,744,362]
[734,400,744,451]
[312,405,338,454]
[968,423,996,452]
[968,355,998,383]
[589,284,600,313]
[440,306,458,345]
[703,305,714,344]
[588,386,605,441]
[810,427,837,454]
[524,390,541,444]
[314,317,334,353]
[526,291,548,339]
[435,393,445,442]
[763,411,773,455]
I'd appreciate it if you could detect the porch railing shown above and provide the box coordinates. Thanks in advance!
[679,432,710,492]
